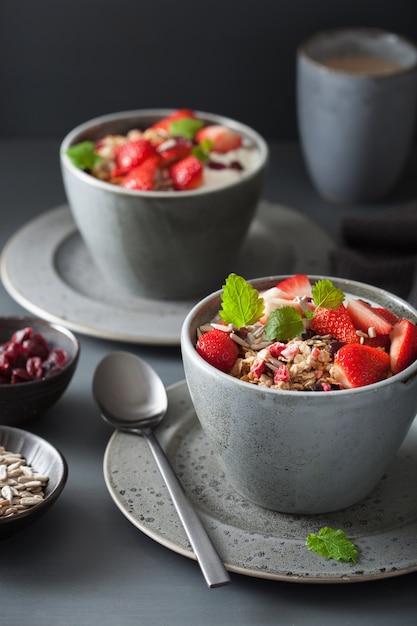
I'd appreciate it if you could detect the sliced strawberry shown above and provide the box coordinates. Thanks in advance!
[373,307,400,326]
[121,156,159,191]
[363,334,391,351]
[156,137,193,167]
[169,155,203,191]
[113,139,156,175]
[389,319,417,374]
[275,274,312,299]
[196,329,239,373]
[250,356,266,379]
[196,124,242,153]
[150,109,195,133]
[332,344,391,388]
[346,299,394,335]
[259,295,303,323]
[311,305,359,344]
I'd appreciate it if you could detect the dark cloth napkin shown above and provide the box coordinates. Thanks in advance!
[330,201,417,308]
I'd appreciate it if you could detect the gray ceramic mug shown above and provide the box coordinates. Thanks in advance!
[297,28,417,203]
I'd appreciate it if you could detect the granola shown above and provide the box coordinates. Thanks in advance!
[198,322,342,391]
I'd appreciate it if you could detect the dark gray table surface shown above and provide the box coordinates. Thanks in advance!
[1,140,417,626]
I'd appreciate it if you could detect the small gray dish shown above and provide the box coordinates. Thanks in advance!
[0,316,80,425]
[0,425,68,539]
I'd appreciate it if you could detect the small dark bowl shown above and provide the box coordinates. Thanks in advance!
[0,317,80,425]
[0,425,68,538]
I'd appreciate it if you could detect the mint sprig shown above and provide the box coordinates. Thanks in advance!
[306,527,359,563]
[192,139,213,162]
[264,307,304,341]
[170,118,204,139]
[65,141,103,171]
[312,279,344,310]
[219,274,264,328]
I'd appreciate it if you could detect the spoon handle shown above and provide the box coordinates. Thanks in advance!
[144,430,231,588]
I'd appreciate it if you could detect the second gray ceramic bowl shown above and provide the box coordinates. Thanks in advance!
[60,109,268,300]
[181,276,417,514]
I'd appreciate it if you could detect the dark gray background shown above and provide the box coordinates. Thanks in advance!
[1,0,417,141]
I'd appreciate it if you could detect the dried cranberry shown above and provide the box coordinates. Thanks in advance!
[329,341,345,357]
[26,356,44,379]
[309,383,341,392]
[42,348,67,377]
[0,327,68,385]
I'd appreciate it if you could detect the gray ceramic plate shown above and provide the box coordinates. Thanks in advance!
[104,381,417,583]
[0,202,334,345]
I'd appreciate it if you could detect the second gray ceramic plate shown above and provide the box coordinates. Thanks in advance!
[1,202,335,345]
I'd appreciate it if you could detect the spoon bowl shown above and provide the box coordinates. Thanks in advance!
[93,351,167,431]
[93,351,230,588]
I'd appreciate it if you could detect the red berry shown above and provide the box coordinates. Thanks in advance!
[373,307,400,326]
[156,137,193,167]
[311,305,359,344]
[169,155,203,190]
[196,125,242,153]
[390,319,417,374]
[121,157,159,191]
[333,344,390,388]
[151,109,196,133]
[196,329,239,373]
[275,274,312,299]
[114,139,156,175]
[346,299,393,335]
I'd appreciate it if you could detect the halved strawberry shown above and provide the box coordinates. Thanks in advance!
[363,334,391,351]
[389,319,417,374]
[196,125,242,153]
[346,299,393,335]
[196,329,239,373]
[121,156,159,191]
[156,137,193,167]
[113,139,156,175]
[332,343,391,388]
[373,307,400,326]
[259,296,303,324]
[150,109,195,133]
[311,305,359,344]
[275,274,312,299]
[169,155,203,190]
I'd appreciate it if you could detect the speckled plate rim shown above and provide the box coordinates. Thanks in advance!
[0,202,335,346]
[103,381,417,584]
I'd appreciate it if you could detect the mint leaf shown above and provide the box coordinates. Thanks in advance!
[192,143,211,162]
[264,306,304,341]
[219,274,264,327]
[306,527,358,563]
[312,279,345,310]
[170,118,204,139]
[65,141,102,170]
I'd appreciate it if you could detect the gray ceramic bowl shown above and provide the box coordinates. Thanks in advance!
[60,109,268,300]
[181,276,417,514]
[0,317,80,425]
[0,425,68,538]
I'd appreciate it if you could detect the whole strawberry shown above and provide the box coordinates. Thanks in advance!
[311,305,359,344]
[196,329,239,373]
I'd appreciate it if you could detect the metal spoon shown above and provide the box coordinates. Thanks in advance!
[92,351,231,588]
